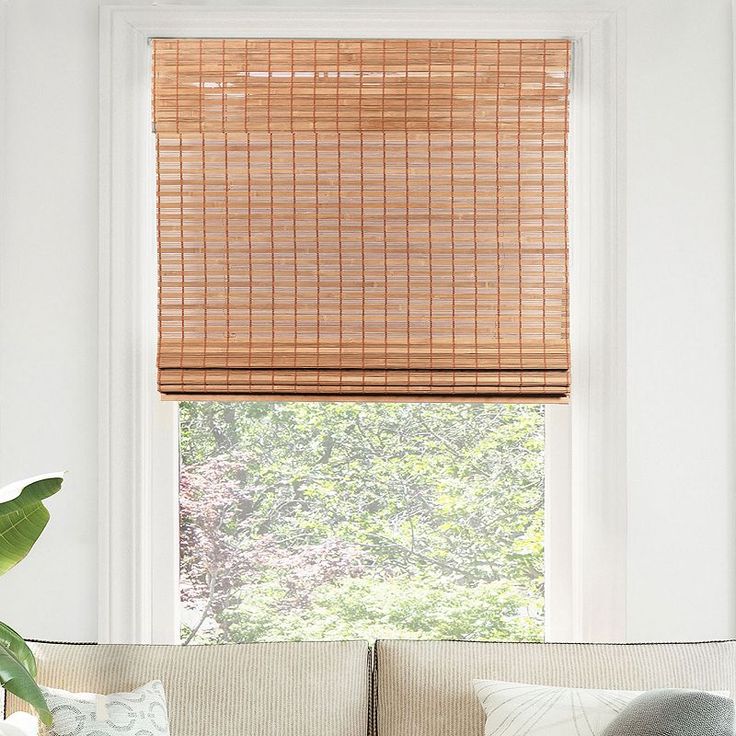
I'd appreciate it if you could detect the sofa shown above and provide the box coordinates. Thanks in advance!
[7,639,736,736]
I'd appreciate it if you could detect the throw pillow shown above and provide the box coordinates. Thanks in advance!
[473,679,646,736]
[39,680,170,736]
[0,712,38,736]
[601,688,734,736]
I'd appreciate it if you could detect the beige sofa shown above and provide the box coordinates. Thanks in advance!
[7,639,736,735]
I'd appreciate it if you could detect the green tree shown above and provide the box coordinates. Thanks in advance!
[179,402,544,643]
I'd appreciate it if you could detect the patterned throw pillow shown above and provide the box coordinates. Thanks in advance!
[473,679,646,736]
[39,680,170,736]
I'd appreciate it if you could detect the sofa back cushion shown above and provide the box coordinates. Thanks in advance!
[374,639,736,736]
[7,640,370,736]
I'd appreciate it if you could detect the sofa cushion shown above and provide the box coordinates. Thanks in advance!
[374,639,736,736]
[6,640,370,736]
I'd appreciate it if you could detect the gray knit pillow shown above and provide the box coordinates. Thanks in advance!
[601,689,734,736]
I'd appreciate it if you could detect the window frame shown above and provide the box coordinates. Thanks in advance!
[98,1,626,645]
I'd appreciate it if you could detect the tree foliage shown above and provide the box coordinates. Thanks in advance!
[179,401,544,643]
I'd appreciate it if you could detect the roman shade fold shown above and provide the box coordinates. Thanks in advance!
[153,38,571,401]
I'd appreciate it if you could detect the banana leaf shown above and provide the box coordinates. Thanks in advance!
[0,621,51,725]
[0,474,63,576]
[0,473,64,726]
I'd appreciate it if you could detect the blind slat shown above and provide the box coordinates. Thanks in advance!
[153,38,571,401]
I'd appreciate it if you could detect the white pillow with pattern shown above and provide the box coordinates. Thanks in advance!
[39,680,170,736]
[473,679,645,736]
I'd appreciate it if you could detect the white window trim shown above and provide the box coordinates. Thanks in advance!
[98,1,626,645]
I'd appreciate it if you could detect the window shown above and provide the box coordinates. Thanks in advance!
[101,8,625,647]
[109,27,604,634]
[179,401,545,642]
[153,37,571,643]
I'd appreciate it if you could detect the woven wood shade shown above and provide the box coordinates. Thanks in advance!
[153,39,571,401]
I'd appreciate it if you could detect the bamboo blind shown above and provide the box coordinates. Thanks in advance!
[152,39,571,401]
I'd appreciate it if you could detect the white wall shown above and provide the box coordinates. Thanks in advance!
[0,0,733,643]
[625,0,736,640]
[0,0,100,641]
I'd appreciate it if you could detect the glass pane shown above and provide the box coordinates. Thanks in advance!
[179,402,544,643]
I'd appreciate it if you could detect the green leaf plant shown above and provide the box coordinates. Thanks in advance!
[0,474,64,726]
